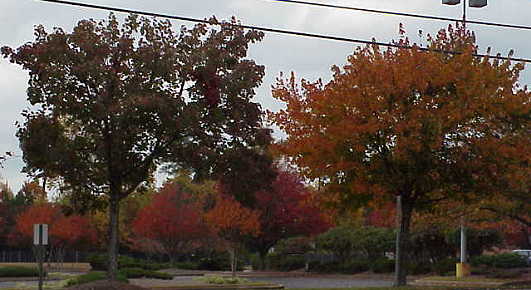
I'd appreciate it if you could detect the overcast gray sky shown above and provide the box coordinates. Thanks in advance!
[1,0,530,192]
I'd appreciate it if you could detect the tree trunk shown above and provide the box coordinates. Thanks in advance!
[259,250,268,270]
[229,247,238,278]
[108,195,120,280]
[394,195,413,287]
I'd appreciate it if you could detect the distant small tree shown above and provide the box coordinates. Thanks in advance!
[248,169,331,268]
[132,183,209,263]
[13,203,96,252]
[205,194,260,277]
[17,181,47,205]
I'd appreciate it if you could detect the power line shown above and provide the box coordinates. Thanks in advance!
[272,0,531,31]
[39,0,531,63]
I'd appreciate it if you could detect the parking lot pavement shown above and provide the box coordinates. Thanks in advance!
[248,276,393,288]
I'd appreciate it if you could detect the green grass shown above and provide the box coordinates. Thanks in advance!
[0,266,43,277]
[419,276,505,282]
[195,274,250,284]
[64,271,128,287]
[290,285,531,290]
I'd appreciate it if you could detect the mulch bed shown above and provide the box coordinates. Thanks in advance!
[65,280,147,290]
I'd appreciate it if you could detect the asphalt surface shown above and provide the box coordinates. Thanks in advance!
[249,276,393,288]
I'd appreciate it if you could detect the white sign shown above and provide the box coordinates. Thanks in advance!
[33,224,48,246]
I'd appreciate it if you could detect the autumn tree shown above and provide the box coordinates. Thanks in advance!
[132,183,209,262]
[270,26,529,285]
[17,181,47,205]
[13,203,96,251]
[248,169,331,268]
[205,194,260,277]
[2,14,271,278]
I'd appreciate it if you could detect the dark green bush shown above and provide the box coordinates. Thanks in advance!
[370,257,394,273]
[432,258,457,275]
[88,254,170,271]
[315,226,358,260]
[471,265,491,275]
[341,259,370,274]
[118,267,173,280]
[197,252,242,271]
[309,259,369,274]
[146,270,173,280]
[408,261,431,275]
[65,271,128,287]
[0,266,44,277]
[471,253,527,269]
[88,254,107,271]
[486,270,522,279]
[308,261,335,273]
[269,254,306,271]
[274,237,314,255]
[173,261,199,270]
[446,229,502,257]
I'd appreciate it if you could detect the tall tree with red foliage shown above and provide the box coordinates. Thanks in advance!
[248,169,331,268]
[132,183,209,262]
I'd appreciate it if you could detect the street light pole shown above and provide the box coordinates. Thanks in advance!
[441,0,487,279]
[462,0,467,29]
[443,0,488,30]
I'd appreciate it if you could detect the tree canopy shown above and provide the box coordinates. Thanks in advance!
[270,26,530,285]
[2,13,271,278]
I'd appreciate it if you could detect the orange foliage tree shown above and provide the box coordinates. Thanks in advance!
[270,26,529,285]
[13,203,97,259]
[205,194,260,277]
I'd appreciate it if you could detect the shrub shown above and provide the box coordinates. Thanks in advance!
[408,261,431,275]
[196,275,249,284]
[0,266,43,277]
[197,252,242,271]
[145,270,173,280]
[88,254,170,271]
[446,229,502,257]
[315,226,357,260]
[274,237,314,255]
[65,271,127,287]
[119,267,146,279]
[88,254,107,271]
[370,257,394,273]
[309,259,369,274]
[471,253,527,269]
[173,261,199,270]
[486,270,522,279]
[119,267,173,280]
[341,259,370,274]
[432,258,457,275]
[269,254,306,271]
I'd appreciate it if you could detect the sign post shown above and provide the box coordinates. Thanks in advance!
[33,224,48,290]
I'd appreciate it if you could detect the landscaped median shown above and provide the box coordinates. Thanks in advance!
[129,274,284,290]
[412,275,531,289]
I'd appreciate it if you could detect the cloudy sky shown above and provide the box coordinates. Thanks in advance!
[1,0,530,192]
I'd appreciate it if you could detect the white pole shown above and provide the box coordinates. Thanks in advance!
[460,222,467,263]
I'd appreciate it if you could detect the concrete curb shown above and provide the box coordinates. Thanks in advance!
[149,284,284,290]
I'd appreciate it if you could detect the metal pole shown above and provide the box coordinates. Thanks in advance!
[460,223,467,263]
[37,246,44,290]
[463,0,467,30]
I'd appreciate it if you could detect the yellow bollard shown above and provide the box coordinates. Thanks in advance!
[456,263,470,278]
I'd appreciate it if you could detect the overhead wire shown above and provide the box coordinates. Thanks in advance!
[39,0,531,63]
[272,0,531,31]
